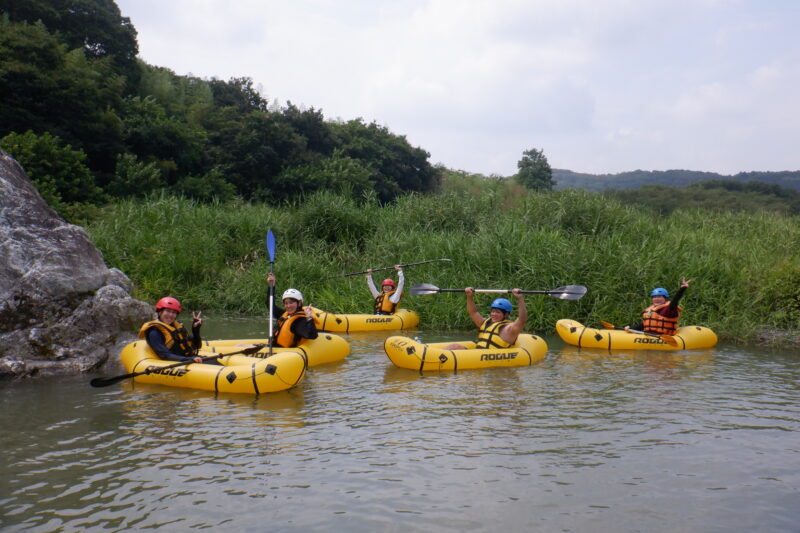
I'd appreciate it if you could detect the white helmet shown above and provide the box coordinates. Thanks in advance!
[282,288,304,302]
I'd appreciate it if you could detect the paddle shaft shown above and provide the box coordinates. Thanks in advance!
[338,258,451,278]
[434,288,570,295]
[601,321,678,346]
[266,230,276,357]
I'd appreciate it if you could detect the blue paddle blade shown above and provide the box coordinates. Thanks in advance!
[266,230,276,263]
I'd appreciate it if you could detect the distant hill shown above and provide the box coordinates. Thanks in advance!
[553,169,800,192]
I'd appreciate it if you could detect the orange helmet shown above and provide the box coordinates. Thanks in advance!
[382,278,395,288]
[155,297,182,312]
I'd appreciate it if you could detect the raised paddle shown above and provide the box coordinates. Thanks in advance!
[266,229,276,357]
[600,321,679,347]
[411,283,587,300]
[89,344,266,388]
[335,258,453,278]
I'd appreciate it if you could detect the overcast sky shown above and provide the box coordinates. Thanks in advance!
[115,0,798,177]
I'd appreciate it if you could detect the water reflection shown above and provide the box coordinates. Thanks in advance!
[1,317,798,532]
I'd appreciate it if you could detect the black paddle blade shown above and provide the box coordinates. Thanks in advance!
[90,373,137,388]
[410,283,441,296]
[547,285,587,300]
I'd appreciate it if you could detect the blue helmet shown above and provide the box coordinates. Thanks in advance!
[650,287,669,298]
[490,298,513,313]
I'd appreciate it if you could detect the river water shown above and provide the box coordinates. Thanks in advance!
[1,315,798,532]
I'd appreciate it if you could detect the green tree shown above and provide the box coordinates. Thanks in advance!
[515,148,555,191]
[515,147,554,191]
[0,0,140,88]
[107,152,164,198]
[0,16,126,176]
[176,166,236,202]
[330,119,440,202]
[119,95,207,179]
[208,76,267,113]
[270,149,373,201]
[210,111,307,198]
[281,102,335,155]
[0,130,103,210]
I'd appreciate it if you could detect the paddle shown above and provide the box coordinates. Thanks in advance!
[89,344,266,388]
[335,258,453,278]
[600,321,679,347]
[266,229,276,357]
[411,283,587,300]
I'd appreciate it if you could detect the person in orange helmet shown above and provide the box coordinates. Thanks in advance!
[366,265,405,315]
[138,297,205,363]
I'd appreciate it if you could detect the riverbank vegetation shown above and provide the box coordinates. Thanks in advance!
[1,6,441,222]
[87,178,800,342]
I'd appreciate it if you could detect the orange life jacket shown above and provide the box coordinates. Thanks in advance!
[274,311,308,348]
[138,320,195,355]
[642,302,682,335]
[374,289,401,315]
[475,318,513,349]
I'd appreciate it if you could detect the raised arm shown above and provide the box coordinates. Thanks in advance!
[389,267,405,303]
[466,288,485,328]
[499,290,527,344]
[365,268,380,298]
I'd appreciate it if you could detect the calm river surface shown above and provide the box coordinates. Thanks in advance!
[1,315,798,532]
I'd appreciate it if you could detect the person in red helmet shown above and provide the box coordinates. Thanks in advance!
[138,297,205,363]
[366,265,404,315]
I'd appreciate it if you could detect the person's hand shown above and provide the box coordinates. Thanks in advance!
[305,305,313,319]
[192,356,204,363]
[624,326,630,332]
[465,287,474,295]
[267,272,276,286]
[394,265,401,271]
[681,277,692,288]
[192,311,203,328]
[511,288,522,298]
[366,268,372,274]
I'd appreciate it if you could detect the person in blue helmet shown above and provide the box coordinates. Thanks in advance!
[445,287,528,349]
[626,277,692,335]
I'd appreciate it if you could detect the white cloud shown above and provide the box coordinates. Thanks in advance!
[117,0,800,175]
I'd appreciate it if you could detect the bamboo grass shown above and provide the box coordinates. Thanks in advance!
[86,187,800,341]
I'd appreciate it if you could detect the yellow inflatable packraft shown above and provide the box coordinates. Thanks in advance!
[312,308,420,333]
[383,333,547,372]
[204,333,350,367]
[556,319,718,350]
[119,341,306,394]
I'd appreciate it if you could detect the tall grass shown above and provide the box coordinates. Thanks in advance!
[87,188,800,340]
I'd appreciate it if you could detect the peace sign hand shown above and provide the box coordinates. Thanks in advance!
[192,311,203,328]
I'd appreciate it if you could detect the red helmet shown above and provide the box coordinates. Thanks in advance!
[155,297,182,312]
[382,278,395,288]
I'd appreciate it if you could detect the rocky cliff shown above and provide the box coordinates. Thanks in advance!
[0,148,152,379]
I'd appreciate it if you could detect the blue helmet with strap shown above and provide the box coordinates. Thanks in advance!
[650,287,669,298]
[490,298,513,313]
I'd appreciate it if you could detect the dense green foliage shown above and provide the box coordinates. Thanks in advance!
[605,180,800,216]
[0,4,441,220]
[554,168,800,192]
[86,184,800,341]
[515,147,554,191]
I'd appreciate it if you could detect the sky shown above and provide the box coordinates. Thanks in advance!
[115,0,799,177]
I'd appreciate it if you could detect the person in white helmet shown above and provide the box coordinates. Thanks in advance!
[266,272,318,347]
